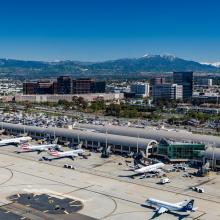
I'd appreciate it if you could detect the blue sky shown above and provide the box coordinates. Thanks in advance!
[0,0,219,62]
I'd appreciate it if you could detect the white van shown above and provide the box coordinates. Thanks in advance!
[160,177,170,184]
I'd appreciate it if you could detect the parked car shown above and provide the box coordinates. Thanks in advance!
[160,177,170,184]
[64,164,75,169]
[191,186,204,193]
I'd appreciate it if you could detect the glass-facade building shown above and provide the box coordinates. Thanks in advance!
[173,71,193,100]
[156,138,205,161]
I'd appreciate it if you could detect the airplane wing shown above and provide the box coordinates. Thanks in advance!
[157,207,168,214]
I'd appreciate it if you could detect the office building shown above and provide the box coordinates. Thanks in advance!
[23,82,38,95]
[23,76,106,95]
[36,81,54,94]
[91,81,106,93]
[194,78,213,87]
[72,78,92,94]
[152,84,183,101]
[23,81,55,95]
[57,76,72,94]
[151,77,166,85]
[16,93,124,103]
[173,71,193,100]
[192,92,220,104]
[130,82,150,98]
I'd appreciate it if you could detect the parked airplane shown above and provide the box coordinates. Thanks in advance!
[0,136,32,147]
[120,162,165,179]
[42,142,84,161]
[16,143,62,154]
[43,148,84,161]
[144,198,197,215]
[134,162,165,174]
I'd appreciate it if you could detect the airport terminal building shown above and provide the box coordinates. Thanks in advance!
[155,138,206,162]
[76,123,220,147]
[1,122,157,156]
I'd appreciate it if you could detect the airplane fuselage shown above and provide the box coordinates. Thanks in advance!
[0,137,32,146]
[135,162,164,174]
[145,199,183,212]
[20,143,58,152]
[49,149,84,158]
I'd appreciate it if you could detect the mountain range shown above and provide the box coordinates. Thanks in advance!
[0,55,219,79]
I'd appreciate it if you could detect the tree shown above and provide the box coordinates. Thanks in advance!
[106,104,121,117]
[90,100,105,112]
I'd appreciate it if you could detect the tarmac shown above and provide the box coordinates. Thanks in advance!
[0,144,219,220]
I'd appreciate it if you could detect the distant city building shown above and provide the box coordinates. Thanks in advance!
[23,82,38,95]
[0,78,22,95]
[23,81,54,95]
[151,77,166,85]
[194,78,213,87]
[72,78,92,94]
[57,76,72,94]
[91,81,106,93]
[173,71,193,100]
[123,92,136,99]
[23,76,106,95]
[15,93,124,103]
[176,105,219,115]
[152,84,183,101]
[130,82,150,98]
[36,81,54,94]
[192,92,220,104]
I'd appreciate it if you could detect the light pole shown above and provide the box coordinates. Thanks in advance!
[212,142,215,170]
[105,128,108,150]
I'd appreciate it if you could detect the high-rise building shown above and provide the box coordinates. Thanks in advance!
[57,76,72,94]
[72,78,92,94]
[23,82,38,95]
[91,81,106,93]
[23,76,106,95]
[194,78,212,87]
[130,82,150,98]
[151,77,166,85]
[152,84,183,101]
[36,81,54,94]
[173,71,193,100]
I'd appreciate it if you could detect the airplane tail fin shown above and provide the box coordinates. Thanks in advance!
[183,200,194,211]
[53,137,59,144]
[77,141,83,149]
[48,148,56,154]
[47,148,59,157]
[19,143,30,149]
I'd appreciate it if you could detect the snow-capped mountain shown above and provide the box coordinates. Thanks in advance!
[200,62,220,68]
[0,55,219,79]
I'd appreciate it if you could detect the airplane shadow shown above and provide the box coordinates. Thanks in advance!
[118,174,138,179]
[41,157,74,161]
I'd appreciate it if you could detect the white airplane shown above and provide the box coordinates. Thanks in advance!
[120,162,165,179]
[144,198,197,215]
[134,162,165,174]
[17,143,62,154]
[43,148,84,161]
[0,136,32,147]
[43,142,84,161]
